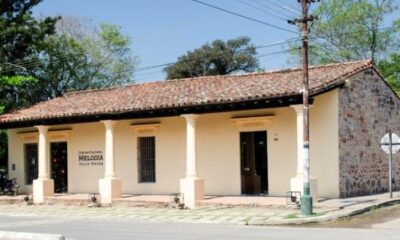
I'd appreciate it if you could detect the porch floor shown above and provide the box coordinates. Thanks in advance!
[0,193,289,207]
[0,192,398,210]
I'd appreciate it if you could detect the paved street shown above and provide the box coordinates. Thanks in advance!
[0,203,399,239]
[0,214,399,240]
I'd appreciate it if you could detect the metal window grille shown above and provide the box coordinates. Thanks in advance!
[137,137,156,183]
[25,143,38,185]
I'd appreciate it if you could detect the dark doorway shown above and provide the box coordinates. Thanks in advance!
[50,142,68,193]
[240,131,268,195]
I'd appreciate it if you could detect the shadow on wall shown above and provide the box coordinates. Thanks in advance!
[0,130,7,171]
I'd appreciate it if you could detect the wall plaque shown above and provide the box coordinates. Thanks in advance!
[78,151,104,166]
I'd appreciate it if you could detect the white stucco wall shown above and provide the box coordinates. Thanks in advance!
[310,89,340,198]
[7,90,340,197]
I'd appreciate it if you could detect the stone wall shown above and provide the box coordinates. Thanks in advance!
[339,69,400,197]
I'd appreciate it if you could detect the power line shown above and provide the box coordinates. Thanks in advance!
[236,0,288,21]
[99,48,295,82]
[257,49,293,58]
[256,38,299,49]
[4,25,397,74]
[133,49,293,83]
[275,0,301,11]
[263,0,300,16]
[2,24,398,76]
[0,51,87,73]
[111,48,295,77]
[313,26,399,41]
[0,39,298,74]
[251,0,297,19]
[192,0,298,34]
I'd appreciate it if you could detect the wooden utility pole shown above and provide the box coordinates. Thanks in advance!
[289,0,318,216]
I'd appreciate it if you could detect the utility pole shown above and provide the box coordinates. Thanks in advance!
[289,0,318,216]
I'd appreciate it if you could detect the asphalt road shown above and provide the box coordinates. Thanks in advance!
[0,214,399,240]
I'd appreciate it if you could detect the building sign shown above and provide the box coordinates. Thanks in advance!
[78,151,104,166]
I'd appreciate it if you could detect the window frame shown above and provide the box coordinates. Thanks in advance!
[24,143,38,185]
[137,136,156,183]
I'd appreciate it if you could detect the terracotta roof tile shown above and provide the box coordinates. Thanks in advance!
[0,60,374,124]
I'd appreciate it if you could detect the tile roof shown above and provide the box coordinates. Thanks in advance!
[0,60,375,125]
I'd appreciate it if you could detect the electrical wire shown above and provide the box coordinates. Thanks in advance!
[0,52,86,72]
[0,39,298,74]
[192,0,298,34]
[2,25,398,77]
[236,0,289,21]
[275,0,301,12]
[133,49,294,83]
[262,0,301,17]
[250,0,298,19]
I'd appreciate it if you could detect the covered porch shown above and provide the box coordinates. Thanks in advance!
[1,61,374,209]
[9,96,335,208]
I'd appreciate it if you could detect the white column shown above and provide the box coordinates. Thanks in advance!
[33,125,54,203]
[180,114,204,208]
[183,114,198,178]
[290,105,318,203]
[103,120,116,178]
[99,120,122,205]
[291,105,304,176]
[37,126,50,179]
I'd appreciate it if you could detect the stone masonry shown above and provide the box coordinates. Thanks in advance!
[339,69,400,197]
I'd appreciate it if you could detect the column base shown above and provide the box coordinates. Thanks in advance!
[99,177,122,204]
[180,177,204,209]
[290,175,318,203]
[33,178,54,204]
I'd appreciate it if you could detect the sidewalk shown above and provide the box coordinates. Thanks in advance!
[0,192,398,226]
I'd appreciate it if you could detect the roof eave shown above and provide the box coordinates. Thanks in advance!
[0,94,307,129]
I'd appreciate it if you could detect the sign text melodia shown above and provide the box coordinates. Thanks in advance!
[78,151,104,166]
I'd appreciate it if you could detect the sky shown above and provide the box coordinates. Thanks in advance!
[33,0,399,82]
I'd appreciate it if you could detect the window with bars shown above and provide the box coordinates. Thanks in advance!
[25,143,38,185]
[137,136,156,183]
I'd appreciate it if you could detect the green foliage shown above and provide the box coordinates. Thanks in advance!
[0,75,37,111]
[289,0,400,93]
[0,0,58,169]
[292,0,399,65]
[0,75,36,86]
[0,0,58,112]
[0,0,59,64]
[26,17,137,102]
[164,37,259,79]
[378,53,400,96]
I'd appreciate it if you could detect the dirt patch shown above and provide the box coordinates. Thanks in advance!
[306,203,400,228]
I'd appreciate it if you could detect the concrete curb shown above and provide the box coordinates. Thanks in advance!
[248,198,400,226]
[0,231,65,240]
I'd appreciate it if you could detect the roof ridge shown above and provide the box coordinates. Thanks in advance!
[65,59,373,97]
[310,59,372,69]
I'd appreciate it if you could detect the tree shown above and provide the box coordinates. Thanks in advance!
[301,0,399,64]
[0,0,58,111]
[164,37,258,79]
[378,53,400,95]
[288,0,400,93]
[0,0,59,169]
[25,17,137,103]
